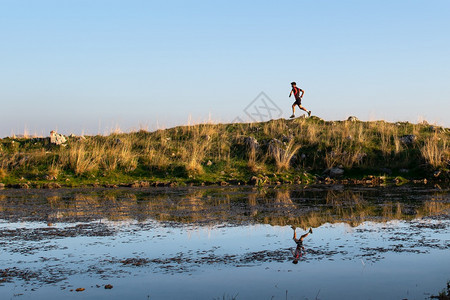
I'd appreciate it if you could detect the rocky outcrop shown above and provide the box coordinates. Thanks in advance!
[324,167,345,178]
[347,116,359,122]
[400,135,416,145]
[244,136,259,150]
[50,131,67,145]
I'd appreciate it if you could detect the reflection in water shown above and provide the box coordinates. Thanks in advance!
[0,185,448,227]
[291,225,313,264]
[0,186,449,300]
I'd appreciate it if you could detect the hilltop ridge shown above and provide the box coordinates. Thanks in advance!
[0,117,449,188]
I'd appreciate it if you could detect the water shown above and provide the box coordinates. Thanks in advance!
[0,185,449,299]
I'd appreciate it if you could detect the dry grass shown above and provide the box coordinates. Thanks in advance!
[59,142,99,175]
[181,124,216,175]
[0,168,7,179]
[270,140,300,172]
[47,161,60,180]
[421,132,449,168]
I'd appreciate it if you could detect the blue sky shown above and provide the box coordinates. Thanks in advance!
[1,0,449,137]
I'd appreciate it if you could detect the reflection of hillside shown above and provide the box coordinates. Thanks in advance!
[0,187,448,227]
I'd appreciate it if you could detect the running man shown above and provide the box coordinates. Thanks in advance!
[289,81,311,118]
[291,225,313,264]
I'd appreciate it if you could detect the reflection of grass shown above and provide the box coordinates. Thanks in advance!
[1,187,446,228]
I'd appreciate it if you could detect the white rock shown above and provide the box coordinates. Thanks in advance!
[50,131,67,145]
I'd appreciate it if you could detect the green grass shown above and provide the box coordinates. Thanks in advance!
[0,118,449,188]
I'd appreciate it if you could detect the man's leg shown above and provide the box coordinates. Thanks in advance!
[299,232,309,242]
[299,105,312,117]
[299,228,313,242]
[292,225,297,239]
[290,104,296,118]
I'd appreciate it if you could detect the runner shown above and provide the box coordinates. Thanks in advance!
[289,81,311,118]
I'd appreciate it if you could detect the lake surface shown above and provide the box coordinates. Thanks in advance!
[0,185,449,299]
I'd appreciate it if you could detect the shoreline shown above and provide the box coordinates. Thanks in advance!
[0,175,447,190]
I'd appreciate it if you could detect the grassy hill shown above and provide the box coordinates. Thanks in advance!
[0,117,449,188]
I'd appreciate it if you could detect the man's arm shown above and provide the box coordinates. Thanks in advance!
[299,89,305,98]
[289,90,293,97]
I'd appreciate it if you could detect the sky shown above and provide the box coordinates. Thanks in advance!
[1,0,449,137]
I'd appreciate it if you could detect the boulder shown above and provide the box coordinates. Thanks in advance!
[330,167,344,177]
[50,131,67,145]
[399,135,416,145]
[347,116,359,122]
[324,167,344,178]
[244,136,259,150]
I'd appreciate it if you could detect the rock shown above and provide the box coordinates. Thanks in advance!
[140,181,150,187]
[131,182,140,188]
[308,116,323,121]
[324,167,344,177]
[347,116,359,122]
[104,284,113,289]
[244,136,259,150]
[399,135,416,145]
[43,182,61,189]
[50,131,67,145]
[75,288,85,292]
[44,175,57,180]
[268,139,284,156]
[18,183,29,189]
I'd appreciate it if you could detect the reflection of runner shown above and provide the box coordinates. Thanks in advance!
[291,225,313,264]
[289,82,311,118]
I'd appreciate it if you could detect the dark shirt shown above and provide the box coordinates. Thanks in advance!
[292,87,303,99]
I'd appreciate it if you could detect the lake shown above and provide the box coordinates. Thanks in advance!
[0,185,449,299]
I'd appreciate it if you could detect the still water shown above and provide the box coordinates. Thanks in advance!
[0,185,449,299]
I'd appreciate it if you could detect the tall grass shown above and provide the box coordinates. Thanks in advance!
[421,132,449,168]
[60,142,99,175]
[270,140,300,172]
[181,124,216,175]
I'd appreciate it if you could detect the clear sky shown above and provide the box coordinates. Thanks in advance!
[1,0,449,137]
